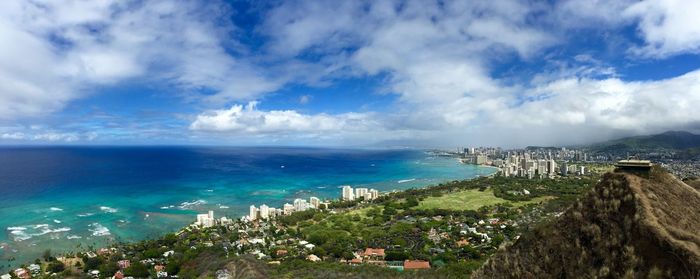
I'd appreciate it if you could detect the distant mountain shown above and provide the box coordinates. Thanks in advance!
[588,131,700,154]
[473,168,700,278]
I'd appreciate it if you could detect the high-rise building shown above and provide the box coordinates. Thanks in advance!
[309,197,320,208]
[547,159,557,175]
[283,203,294,215]
[368,189,379,200]
[259,204,269,219]
[249,205,258,221]
[196,210,215,227]
[342,185,355,201]
[560,162,568,176]
[355,188,368,200]
[294,198,308,212]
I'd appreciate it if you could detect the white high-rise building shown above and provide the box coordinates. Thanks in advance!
[309,197,320,208]
[259,204,270,219]
[293,198,308,212]
[547,159,557,175]
[249,205,258,221]
[341,185,355,201]
[283,203,294,215]
[196,210,215,227]
[355,188,368,200]
[368,189,379,200]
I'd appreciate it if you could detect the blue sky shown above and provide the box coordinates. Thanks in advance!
[1,0,700,147]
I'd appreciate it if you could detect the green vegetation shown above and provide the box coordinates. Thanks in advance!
[588,130,700,155]
[474,168,700,278]
[11,175,600,278]
[416,188,506,210]
[415,188,552,210]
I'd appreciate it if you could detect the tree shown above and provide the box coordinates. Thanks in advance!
[166,259,181,275]
[47,260,65,273]
[42,249,52,261]
[99,261,119,277]
[385,251,409,261]
[83,256,103,271]
[125,261,150,278]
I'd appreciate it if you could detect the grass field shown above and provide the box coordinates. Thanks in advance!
[416,189,553,211]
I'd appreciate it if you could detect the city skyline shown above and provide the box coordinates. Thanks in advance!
[1,1,700,147]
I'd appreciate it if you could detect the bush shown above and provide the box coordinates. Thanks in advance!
[125,261,150,278]
[47,260,65,273]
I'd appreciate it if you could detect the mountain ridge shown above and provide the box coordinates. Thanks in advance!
[587,131,700,154]
[472,167,700,278]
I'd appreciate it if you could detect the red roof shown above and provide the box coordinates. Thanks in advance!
[113,271,124,279]
[350,258,363,263]
[118,260,131,269]
[404,260,431,269]
[363,248,385,257]
[276,249,288,256]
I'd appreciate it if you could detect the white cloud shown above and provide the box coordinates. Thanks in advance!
[299,95,312,105]
[32,133,80,142]
[190,102,379,135]
[3,0,700,146]
[1,132,26,140]
[624,0,700,57]
[0,0,280,119]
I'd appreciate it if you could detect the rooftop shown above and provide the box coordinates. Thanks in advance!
[404,260,431,269]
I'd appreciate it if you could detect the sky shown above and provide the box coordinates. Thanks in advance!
[1,0,700,148]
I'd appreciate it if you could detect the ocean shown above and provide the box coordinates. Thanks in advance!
[0,146,495,270]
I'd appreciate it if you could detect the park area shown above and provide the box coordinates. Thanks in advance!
[415,189,552,211]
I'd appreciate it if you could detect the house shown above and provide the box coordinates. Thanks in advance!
[156,271,168,278]
[163,250,175,257]
[306,254,321,262]
[403,260,431,270]
[275,249,288,256]
[113,271,125,279]
[98,248,113,256]
[348,258,363,265]
[1,274,11,279]
[14,268,30,279]
[154,265,166,272]
[89,270,100,278]
[362,248,385,260]
[28,264,41,275]
[118,260,131,269]
[456,239,470,247]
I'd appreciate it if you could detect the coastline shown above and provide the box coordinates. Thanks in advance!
[458,158,500,177]
[0,151,496,273]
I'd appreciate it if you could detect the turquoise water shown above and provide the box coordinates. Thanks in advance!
[0,147,495,270]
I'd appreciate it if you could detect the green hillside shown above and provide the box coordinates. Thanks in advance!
[589,131,700,154]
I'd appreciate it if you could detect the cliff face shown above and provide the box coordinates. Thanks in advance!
[473,168,700,279]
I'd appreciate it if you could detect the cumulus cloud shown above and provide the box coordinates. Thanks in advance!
[0,0,279,119]
[482,69,700,144]
[0,131,94,142]
[4,0,700,146]
[624,0,700,57]
[190,102,379,135]
[1,132,26,140]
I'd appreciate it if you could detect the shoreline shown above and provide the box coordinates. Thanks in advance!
[1,159,497,273]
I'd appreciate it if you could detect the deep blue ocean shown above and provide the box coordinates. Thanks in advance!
[0,147,494,270]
